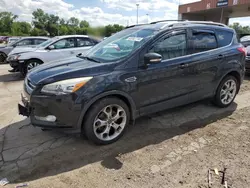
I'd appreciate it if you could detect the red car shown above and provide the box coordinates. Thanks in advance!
[0,36,9,43]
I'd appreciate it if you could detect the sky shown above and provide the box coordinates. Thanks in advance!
[0,0,249,27]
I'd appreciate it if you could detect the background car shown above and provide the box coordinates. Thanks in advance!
[7,35,100,76]
[7,37,21,44]
[240,35,250,47]
[0,36,49,64]
[0,36,9,44]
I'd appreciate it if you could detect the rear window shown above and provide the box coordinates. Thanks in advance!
[216,30,233,47]
[190,32,217,53]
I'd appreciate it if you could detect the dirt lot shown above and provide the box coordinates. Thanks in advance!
[0,64,250,188]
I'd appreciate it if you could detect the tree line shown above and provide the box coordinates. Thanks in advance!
[0,9,124,37]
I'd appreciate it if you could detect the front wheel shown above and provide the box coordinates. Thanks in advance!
[22,59,42,76]
[214,75,238,108]
[83,97,130,145]
[0,53,7,64]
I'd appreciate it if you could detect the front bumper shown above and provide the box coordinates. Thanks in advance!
[9,60,19,68]
[18,92,82,130]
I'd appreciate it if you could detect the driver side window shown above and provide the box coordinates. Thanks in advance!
[53,38,75,49]
[150,33,187,60]
[16,39,33,46]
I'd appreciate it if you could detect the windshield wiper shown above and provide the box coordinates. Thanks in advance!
[78,54,101,63]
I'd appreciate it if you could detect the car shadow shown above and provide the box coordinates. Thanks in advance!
[0,100,238,183]
[0,72,23,82]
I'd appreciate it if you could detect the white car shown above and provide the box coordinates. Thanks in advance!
[7,35,99,75]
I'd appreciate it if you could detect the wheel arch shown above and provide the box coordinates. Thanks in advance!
[26,58,44,64]
[0,51,7,56]
[77,90,138,129]
[216,70,242,94]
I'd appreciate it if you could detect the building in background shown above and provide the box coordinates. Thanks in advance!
[179,0,250,25]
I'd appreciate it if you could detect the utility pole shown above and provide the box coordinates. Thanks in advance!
[136,3,139,24]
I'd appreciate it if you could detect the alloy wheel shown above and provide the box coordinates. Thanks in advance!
[220,79,237,105]
[93,104,127,141]
[27,61,39,72]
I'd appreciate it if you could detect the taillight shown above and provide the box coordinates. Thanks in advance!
[237,47,247,56]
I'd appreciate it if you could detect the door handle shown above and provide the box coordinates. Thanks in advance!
[217,54,224,59]
[179,63,188,69]
[70,51,74,54]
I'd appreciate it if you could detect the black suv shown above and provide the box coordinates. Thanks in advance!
[19,21,245,145]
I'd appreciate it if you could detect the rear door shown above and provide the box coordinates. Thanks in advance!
[186,28,224,100]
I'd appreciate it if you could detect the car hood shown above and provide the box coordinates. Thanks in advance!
[27,56,116,85]
[9,47,37,55]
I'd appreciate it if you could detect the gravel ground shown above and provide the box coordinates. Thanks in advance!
[0,64,249,188]
[8,105,250,188]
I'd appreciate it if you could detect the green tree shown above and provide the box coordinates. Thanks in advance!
[80,20,89,28]
[30,28,48,36]
[11,22,31,36]
[0,12,18,34]
[68,17,79,27]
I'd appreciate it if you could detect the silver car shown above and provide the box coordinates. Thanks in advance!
[0,37,49,64]
[8,35,99,76]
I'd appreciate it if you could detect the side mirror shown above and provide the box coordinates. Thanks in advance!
[144,53,162,65]
[12,44,16,48]
[48,45,55,50]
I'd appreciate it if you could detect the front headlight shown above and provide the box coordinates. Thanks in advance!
[41,77,93,95]
[8,54,21,61]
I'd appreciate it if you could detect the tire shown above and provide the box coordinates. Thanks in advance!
[0,52,7,64]
[214,75,239,108]
[22,59,42,76]
[83,97,130,145]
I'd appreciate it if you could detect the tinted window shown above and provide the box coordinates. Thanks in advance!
[52,38,75,49]
[34,39,47,45]
[217,30,233,47]
[16,39,33,46]
[191,32,217,53]
[150,33,187,60]
[76,38,94,47]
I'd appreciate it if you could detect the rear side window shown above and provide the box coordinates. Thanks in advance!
[190,32,217,54]
[16,39,33,46]
[76,38,94,47]
[34,39,47,45]
[216,30,233,47]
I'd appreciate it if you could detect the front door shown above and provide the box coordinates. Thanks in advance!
[136,30,195,115]
[44,37,76,63]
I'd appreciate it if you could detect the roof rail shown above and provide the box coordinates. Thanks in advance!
[150,20,187,24]
[125,23,148,29]
[182,21,228,27]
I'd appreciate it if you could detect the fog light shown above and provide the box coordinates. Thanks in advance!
[35,115,57,122]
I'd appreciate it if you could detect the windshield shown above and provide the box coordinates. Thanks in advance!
[84,28,156,63]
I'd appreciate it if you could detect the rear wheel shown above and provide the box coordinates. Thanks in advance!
[22,59,42,76]
[214,75,238,108]
[83,97,130,145]
[0,53,7,64]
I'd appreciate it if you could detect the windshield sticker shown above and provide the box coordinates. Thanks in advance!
[126,37,143,42]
